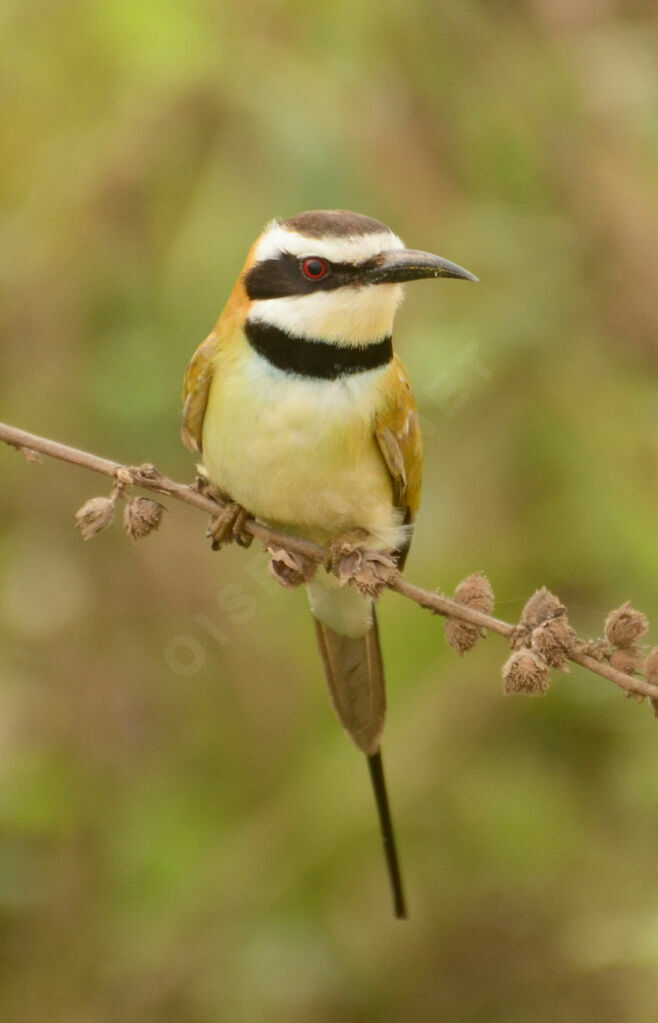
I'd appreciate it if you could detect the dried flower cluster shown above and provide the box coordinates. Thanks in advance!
[123,497,164,540]
[495,588,655,709]
[444,573,495,655]
[75,476,164,543]
[268,546,317,589]
[501,588,575,695]
[502,648,550,695]
[75,495,116,540]
[330,540,399,598]
[604,602,648,677]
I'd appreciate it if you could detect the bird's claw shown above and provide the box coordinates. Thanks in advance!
[326,530,399,598]
[207,502,253,550]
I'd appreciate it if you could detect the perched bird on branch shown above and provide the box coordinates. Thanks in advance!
[182,209,477,917]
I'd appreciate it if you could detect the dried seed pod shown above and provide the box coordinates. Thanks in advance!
[75,496,116,540]
[123,497,164,540]
[604,602,649,648]
[521,587,564,629]
[444,572,494,656]
[609,645,644,676]
[445,618,482,656]
[268,547,317,589]
[334,548,398,598]
[453,573,495,613]
[502,649,551,695]
[531,616,576,669]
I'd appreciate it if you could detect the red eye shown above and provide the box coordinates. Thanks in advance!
[301,257,328,280]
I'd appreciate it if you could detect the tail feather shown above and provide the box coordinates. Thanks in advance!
[368,750,407,919]
[313,609,407,919]
[313,616,385,755]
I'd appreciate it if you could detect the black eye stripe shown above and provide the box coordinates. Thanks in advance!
[244,252,378,300]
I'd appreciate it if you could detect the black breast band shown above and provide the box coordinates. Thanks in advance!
[245,320,393,380]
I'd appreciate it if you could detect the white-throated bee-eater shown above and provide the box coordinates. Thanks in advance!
[182,210,477,918]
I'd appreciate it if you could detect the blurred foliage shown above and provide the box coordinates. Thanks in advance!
[1,0,658,1020]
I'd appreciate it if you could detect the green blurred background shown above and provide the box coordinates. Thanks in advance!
[1,1,658,1019]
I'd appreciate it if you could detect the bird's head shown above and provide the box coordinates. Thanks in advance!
[241,210,477,350]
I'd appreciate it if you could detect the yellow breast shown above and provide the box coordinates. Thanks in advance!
[201,331,405,548]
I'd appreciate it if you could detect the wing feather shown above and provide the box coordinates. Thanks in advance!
[181,333,219,452]
[182,269,254,453]
[375,356,423,562]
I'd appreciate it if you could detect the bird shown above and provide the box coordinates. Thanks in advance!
[182,209,477,918]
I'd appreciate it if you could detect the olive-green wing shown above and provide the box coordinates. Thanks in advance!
[181,333,219,453]
[375,356,423,564]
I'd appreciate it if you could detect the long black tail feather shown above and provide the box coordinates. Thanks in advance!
[367,750,407,919]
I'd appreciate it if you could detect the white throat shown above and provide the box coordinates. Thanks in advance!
[249,283,404,346]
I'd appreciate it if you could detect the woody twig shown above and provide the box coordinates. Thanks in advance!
[1,419,656,705]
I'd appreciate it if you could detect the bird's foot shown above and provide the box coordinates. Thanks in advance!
[326,530,399,598]
[267,546,317,590]
[206,501,253,550]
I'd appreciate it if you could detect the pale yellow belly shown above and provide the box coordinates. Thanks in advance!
[201,348,404,548]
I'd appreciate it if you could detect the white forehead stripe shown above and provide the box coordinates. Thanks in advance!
[253,224,405,265]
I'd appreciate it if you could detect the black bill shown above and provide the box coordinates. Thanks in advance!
[366,248,478,285]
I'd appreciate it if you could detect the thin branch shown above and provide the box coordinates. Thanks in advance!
[389,577,658,699]
[1,419,656,702]
[0,421,326,560]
